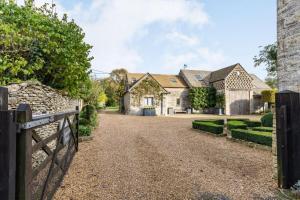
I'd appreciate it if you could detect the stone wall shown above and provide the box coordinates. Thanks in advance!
[6,82,81,114]
[277,0,300,92]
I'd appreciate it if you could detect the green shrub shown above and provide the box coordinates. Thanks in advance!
[252,127,273,132]
[245,120,262,127]
[79,118,90,126]
[231,129,272,146]
[192,121,223,134]
[194,119,224,125]
[79,125,92,136]
[228,118,249,122]
[261,113,273,127]
[227,120,247,130]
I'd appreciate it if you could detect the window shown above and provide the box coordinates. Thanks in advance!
[144,97,154,106]
[195,75,202,81]
[170,78,177,83]
[176,98,181,106]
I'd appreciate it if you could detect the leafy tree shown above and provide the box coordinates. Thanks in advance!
[261,89,276,109]
[254,43,277,88]
[216,93,225,109]
[0,2,93,97]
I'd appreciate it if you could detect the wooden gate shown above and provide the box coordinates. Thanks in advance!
[0,87,79,200]
[276,91,300,189]
[227,90,250,115]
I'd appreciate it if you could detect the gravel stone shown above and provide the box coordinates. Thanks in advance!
[54,113,277,200]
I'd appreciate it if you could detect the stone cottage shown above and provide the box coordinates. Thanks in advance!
[124,63,270,116]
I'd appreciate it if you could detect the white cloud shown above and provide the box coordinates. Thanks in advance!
[57,0,209,72]
[163,48,226,71]
[166,31,200,46]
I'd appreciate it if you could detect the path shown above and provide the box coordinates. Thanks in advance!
[55,113,277,200]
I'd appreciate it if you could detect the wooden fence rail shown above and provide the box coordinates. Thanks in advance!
[0,86,79,200]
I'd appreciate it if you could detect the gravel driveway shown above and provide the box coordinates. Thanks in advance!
[54,112,278,200]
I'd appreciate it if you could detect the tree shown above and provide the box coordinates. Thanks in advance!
[253,43,277,88]
[189,87,216,110]
[0,2,93,97]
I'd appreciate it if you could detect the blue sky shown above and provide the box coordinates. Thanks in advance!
[36,0,276,80]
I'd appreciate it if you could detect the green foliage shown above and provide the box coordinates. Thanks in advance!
[194,119,224,125]
[231,129,272,146]
[227,120,247,130]
[252,127,273,132]
[192,121,223,134]
[261,90,276,104]
[0,3,93,97]
[244,120,262,127]
[79,125,92,136]
[131,77,163,106]
[261,113,273,127]
[216,93,225,108]
[189,87,216,110]
[254,43,277,79]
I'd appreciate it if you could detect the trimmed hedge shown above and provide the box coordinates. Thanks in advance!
[245,120,262,127]
[227,120,247,130]
[261,113,273,127]
[231,129,272,146]
[192,121,223,134]
[252,127,273,132]
[194,119,224,125]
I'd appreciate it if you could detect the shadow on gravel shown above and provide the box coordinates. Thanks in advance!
[193,192,231,200]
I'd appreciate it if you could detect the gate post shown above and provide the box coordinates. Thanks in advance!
[276,91,300,188]
[16,104,33,200]
[0,87,16,200]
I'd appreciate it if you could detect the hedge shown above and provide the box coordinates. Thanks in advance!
[194,119,224,125]
[245,120,262,127]
[79,125,92,136]
[261,113,273,127]
[227,120,247,130]
[252,127,273,132]
[192,121,223,134]
[231,129,272,146]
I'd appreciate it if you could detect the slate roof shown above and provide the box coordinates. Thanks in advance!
[180,69,211,87]
[250,74,271,95]
[126,73,188,89]
[209,63,239,82]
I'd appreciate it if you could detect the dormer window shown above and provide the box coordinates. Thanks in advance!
[170,78,177,83]
[195,75,202,81]
[131,78,137,83]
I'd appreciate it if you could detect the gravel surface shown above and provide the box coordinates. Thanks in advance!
[54,112,277,200]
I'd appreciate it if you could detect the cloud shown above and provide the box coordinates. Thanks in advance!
[163,48,226,71]
[55,0,210,72]
[166,31,200,46]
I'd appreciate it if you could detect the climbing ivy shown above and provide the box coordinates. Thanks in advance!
[131,77,163,107]
[0,2,93,98]
[189,87,216,110]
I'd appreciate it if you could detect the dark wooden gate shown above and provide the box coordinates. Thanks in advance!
[276,91,300,189]
[0,87,79,200]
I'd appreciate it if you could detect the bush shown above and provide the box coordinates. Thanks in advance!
[79,118,90,126]
[189,87,216,110]
[245,120,262,127]
[227,120,247,130]
[261,90,276,104]
[192,121,223,134]
[261,113,273,127]
[252,127,273,132]
[194,119,224,125]
[79,125,92,136]
[231,129,272,146]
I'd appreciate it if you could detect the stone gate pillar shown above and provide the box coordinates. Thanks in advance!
[276,0,300,184]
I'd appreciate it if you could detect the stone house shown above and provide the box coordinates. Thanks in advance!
[123,63,270,116]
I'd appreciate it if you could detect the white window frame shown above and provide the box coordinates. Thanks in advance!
[144,97,154,106]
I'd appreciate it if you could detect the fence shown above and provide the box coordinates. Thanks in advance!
[0,87,79,200]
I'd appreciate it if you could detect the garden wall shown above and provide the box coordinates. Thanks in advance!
[6,82,82,114]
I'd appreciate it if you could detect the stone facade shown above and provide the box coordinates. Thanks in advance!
[277,0,300,92]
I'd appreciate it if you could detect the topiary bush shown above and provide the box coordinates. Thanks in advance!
[245,120,262,127]
[227,120,247,130]
[252,127,273,132]
[194,119,224,125]
[261,113,273,127]
[192,121,223,134]
[231,129,272,146]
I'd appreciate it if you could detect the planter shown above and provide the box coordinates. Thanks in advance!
[143,108,156,116]
[216,108,224,115]
[168,107,174,115]
[187,108,192,114]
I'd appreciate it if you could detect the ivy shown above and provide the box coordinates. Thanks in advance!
[0,2,93,98]
[131,77,163,107]
[189,87,216,110]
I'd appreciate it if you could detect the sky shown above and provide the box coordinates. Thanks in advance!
[31,0,276,80]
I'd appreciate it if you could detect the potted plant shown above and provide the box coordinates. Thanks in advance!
[216,93,225,115]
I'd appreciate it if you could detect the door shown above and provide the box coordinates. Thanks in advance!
[228,90,250,115]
